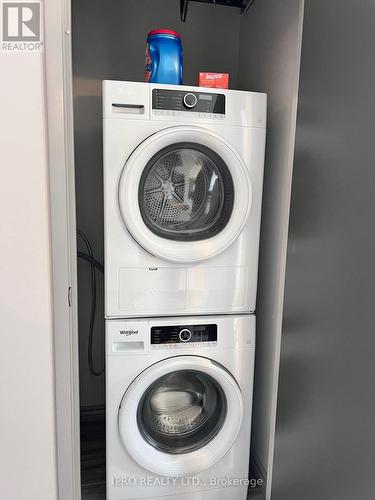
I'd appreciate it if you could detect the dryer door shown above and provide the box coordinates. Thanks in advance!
[118,356,243,476]
[118,126,252,263]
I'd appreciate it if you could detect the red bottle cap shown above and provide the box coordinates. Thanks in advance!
[148,29,181,38]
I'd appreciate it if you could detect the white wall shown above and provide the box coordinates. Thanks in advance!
[0,37,58,500]
[238,0,304,495]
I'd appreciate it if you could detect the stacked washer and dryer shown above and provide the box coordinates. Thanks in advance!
[103,80,266,500]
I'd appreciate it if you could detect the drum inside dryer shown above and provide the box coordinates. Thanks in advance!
[138,143,234,241]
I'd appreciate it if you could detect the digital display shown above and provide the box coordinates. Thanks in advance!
[199,94,213,101]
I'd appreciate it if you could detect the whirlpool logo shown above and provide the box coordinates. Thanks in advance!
[120,329,139,336]
[1,1,43,52]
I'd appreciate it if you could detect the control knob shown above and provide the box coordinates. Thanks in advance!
[183,93,197,109]
[179,328,192,342]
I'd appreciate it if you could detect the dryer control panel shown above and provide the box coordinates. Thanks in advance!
[152,89,225,115]
[151,324,217,348]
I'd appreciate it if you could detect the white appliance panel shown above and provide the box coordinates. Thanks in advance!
[103,81,266,317]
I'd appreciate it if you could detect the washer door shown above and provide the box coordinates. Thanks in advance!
[119,126,252,263]
[118,356,243,476]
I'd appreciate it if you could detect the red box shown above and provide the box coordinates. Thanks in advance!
[198,72,229,89]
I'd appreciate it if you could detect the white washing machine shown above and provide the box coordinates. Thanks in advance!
[103,81,266,318]
[106,315,255,500]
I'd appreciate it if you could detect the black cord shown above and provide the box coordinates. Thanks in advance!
[77,252,104,274]
[77,229,104,377]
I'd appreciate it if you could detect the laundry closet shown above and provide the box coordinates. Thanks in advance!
[48,1,304,499]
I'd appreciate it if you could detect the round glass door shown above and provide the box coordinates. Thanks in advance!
[137,369,227,454]
[118,356,243,476]
[139,143,234,241]
[118,126,252,263]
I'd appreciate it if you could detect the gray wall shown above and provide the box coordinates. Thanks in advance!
[72,0,241,407]
[238,1,304,493]
[272,1,375,499]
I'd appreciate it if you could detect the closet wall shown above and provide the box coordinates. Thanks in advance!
[237,1,304,494]
[272,1,375,499]
[72,0,242,407]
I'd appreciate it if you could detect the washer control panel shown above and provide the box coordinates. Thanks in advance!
[151,324,217,348]
[152,89,225,114]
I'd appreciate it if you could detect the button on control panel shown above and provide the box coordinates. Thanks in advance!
[151,324,217,347]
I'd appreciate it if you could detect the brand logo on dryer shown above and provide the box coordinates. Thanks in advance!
[120,329,139,336]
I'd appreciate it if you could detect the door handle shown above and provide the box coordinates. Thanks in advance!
[112,103,145,109]
[111,103,145,115]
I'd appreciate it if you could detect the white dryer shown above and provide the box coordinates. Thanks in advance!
[103,81,266,318]
[106,315,255,500]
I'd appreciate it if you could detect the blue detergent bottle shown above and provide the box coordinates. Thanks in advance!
[145,29,183,85]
